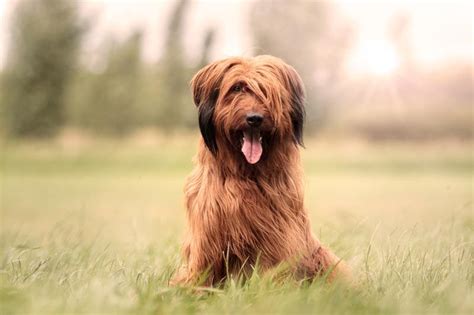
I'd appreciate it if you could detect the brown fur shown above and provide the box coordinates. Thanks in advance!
[172,55,350,286]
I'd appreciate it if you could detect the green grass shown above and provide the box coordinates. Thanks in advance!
[1,135,473,314]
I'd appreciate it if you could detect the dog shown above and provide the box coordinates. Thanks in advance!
[173,55,350,286]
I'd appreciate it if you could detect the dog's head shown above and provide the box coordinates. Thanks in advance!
[191,55,305,165]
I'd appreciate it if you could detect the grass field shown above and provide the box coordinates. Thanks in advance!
[1,135,473,314]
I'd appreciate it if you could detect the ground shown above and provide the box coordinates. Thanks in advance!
[1,134,472,314]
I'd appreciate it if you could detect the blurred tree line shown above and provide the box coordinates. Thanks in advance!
[1,0,212,137]
[1,0,472,140]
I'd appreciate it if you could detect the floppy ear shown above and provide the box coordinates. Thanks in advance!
[281,64,306,147]
[190,59,239,155]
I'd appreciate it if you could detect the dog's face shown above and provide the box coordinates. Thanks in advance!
[191,55,305,165]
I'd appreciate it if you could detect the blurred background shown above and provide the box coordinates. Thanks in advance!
[0,1,472,313]
[0,0,471,139]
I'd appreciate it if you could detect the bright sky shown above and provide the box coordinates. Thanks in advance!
[0,0,472,75]
[338,0,473,75]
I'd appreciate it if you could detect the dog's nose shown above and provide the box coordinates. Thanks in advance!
[246,113,263,127]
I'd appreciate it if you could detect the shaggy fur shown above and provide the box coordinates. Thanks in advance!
[173,55,350,286]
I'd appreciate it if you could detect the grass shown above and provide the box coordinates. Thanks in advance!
[1,135,473,314]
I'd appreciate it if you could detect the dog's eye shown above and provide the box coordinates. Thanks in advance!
[232,84,243,93]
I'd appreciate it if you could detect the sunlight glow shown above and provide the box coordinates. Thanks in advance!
[349,39,401,76]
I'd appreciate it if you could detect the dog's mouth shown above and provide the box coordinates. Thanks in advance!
[239,129,263,164]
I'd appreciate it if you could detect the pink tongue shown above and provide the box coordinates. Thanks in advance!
[241,131,262,164]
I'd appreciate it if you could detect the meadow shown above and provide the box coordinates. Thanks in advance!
[1,134,472,314]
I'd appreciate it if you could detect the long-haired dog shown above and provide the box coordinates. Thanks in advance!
[173,55,350,286]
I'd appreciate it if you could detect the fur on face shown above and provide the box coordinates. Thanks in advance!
[192,55,304,165]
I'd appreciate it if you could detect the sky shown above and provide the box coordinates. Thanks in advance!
[0,0,472,75]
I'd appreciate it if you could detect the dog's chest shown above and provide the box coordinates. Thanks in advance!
[221,179,298,244]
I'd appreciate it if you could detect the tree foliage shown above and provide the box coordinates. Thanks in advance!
[157,0,216,129]
[2,0,83,137]
[77,32,144,135]
[156,0,193,129]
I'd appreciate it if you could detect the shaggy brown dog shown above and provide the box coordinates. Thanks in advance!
[173,55,350,286]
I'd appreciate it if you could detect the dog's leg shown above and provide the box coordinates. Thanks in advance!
[171,234,225,287]
[312,245,352,283]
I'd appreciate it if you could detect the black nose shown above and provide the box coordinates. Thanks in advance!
[246,113,263,127]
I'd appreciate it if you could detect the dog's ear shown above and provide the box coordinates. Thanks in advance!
[197,97,218,155]
[281,63,306,147]
[191,59,239,155]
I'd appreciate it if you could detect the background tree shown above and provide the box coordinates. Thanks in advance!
[73,31,144,135]
[198,29,216,68]
[156,0,216,129]
[1,0,83,137]
[156,0,192,129]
